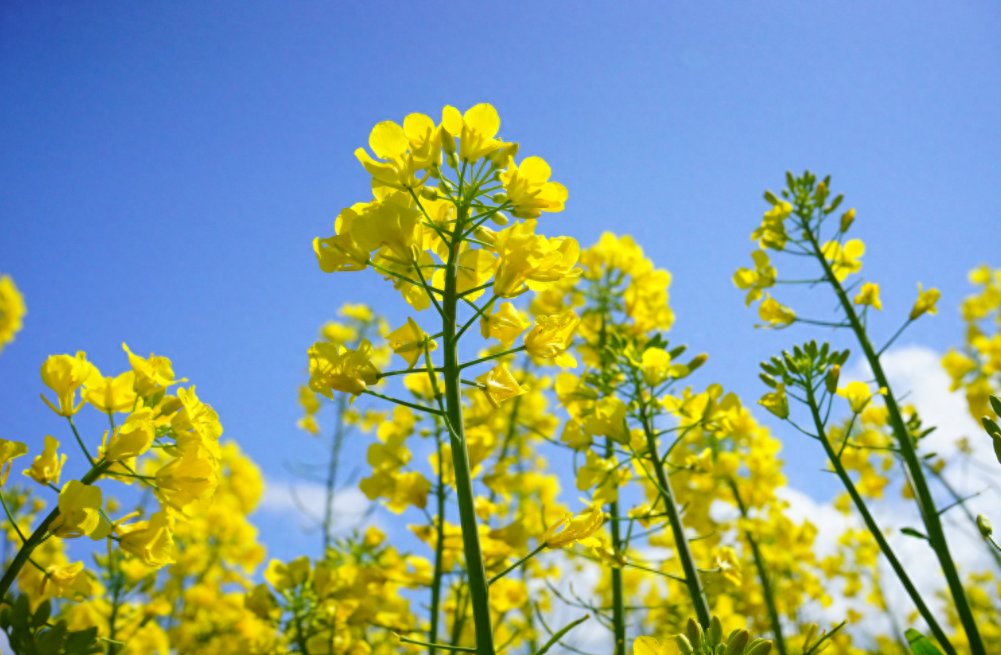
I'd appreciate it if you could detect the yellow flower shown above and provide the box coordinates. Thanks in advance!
[758,294,795,328]
[171,386,223,458]
[83,371,137,414]
[385,318,437,369]
[640,347,688,387]
[103,408,155,461]
[941,349,976,390]
[154,446,220,517]
[822,239,865,281]
[582,397,629,444]
[264,556,312,591]
[909,283,941,320]
[733,250,777,306]
[313,232,370,273]
[116,511,176,568]
[854,282,882,310]
[122,343,181,399]
[23,435,66,486]
[432,248,498,303]
[500,156,568,219]
[751,200,792,250]
[49,480,103,538]
[758,383,790,419]
[524,309,579,367]
[480,302,531,348]
[41,561,93,601]
[716,546,742,585]
[0,439,28,486]
[354,114,440,192]
[837,381,886,413]
[633,636,671,655]
[492,220,581,298]
[442,103,506,163]
[0,275,26,354]
[542,506,604,548]
[40,352,99,416]
[475,364,526,408]
[307,339,380,400]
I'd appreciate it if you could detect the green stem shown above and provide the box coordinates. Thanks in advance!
[605,437,627,655]
[489,545,544,586]
[322,393,348,553]
[803,223,983,654]
[802,380,955,655]
[727,479,788,655]
[0,462,109,600]
[429,427,448,655]
[443,204,495,655]
[638,398,711,628]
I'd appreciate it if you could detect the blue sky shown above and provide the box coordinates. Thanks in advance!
[1,2,1000,562]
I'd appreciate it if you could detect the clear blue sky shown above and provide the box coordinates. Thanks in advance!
[1,2,999,561]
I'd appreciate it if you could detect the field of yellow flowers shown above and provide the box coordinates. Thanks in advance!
[0,105,999,655]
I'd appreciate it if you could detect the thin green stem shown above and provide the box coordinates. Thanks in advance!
[67,416,96,466]
[605,437,627,655]
[727,478,788,655]
[637,395,711,628]
[489,545,544,586]
[803,219,982,654]
[361,390,442,416]
[0,461,109,600]
[458,346,526,371]
[429,426,447,655]
[322,393,348,553]
[802,379,955,655]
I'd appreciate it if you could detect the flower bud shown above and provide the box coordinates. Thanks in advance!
[686,618,704,651]
[991,394,1001,417]
[687,353,708,372]
[840,208,856,232]
[786,171,795,189]
[675,634,694,655]
[763,190,780,205]
[977,514,993,538]
[708,615,723,646]
[983,416,1001,440]
[489,143,519,169]
[439,179,454,194]
[489,213,509,227]
[724,631,750,655]
[492,193,509,204]
[746,640,773,655]
[446,151,459,169]
[440,129,456,155]
[420,186,439,201]
[815,181,828,204]
[826,365,840,394]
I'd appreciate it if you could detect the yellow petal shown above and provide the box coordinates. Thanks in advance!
[463,103,500,138]
[442,106,464,135]
[368,121,408,160]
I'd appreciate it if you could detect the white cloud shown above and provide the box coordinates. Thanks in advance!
[775,346,1001,642]
[259,477,376,535]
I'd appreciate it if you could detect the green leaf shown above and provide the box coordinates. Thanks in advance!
[905,629,944,655]
[32,599,51,629]
[64,626,102,655]
[36,621,68,655]
[11,594,30,630]
[901,527,929,541]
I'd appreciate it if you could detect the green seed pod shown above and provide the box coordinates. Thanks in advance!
[686,618,704,651]
[676,634,695,655]
[724,630,749,655]
[708,616,723,646]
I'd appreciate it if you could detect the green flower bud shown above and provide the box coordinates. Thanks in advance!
[724,630,749,655]
[763,190,780,205]
[492,193,509,204]
[446,151,459,169]
[826,364,840,394]
[708,616,723,646]
[840,208,856,232]
[746,639,773,655]
[983,416,1001,439]
[686,618,704,651]
[676,634,694,655]
[978,514,993,538]
[420,186,439,201]
[991,394,1001,416]
[441,129,456,155]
